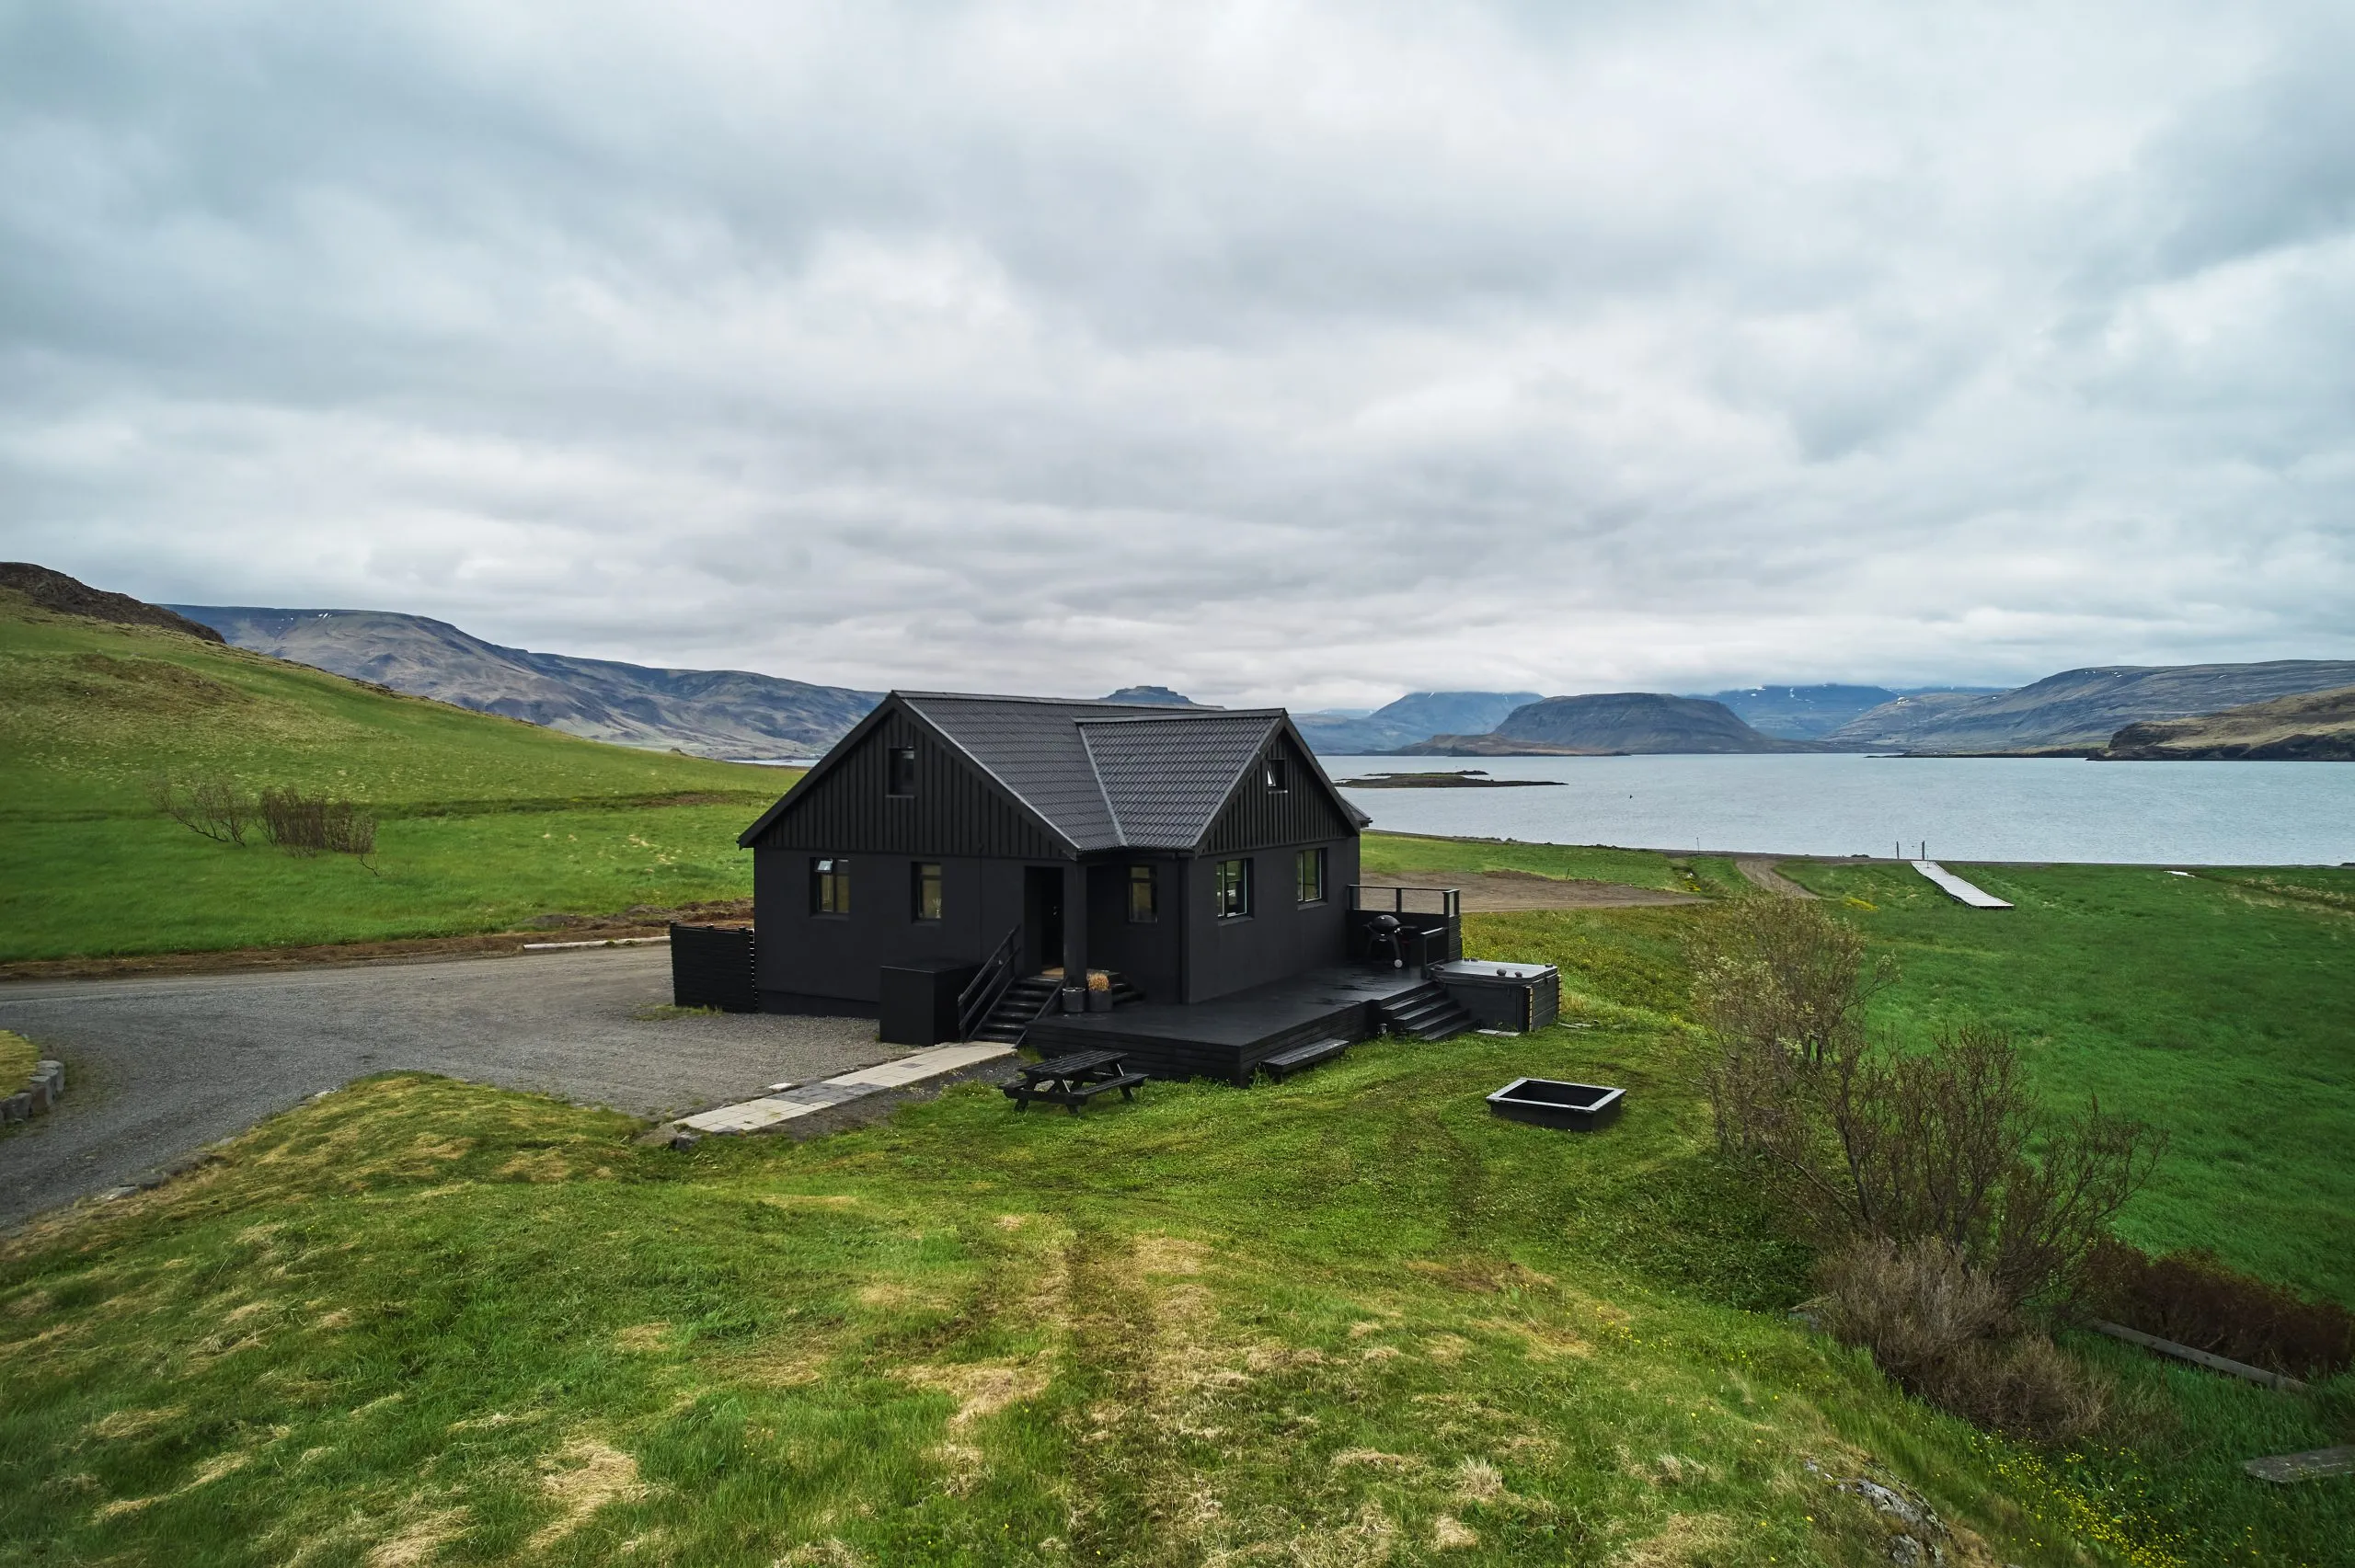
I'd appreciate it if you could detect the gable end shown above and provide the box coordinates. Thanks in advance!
[1200,729,1358,853]
[745,702,1067,859]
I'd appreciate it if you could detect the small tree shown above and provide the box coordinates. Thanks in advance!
[1688,896,1897,1065]
[150,775,254,846]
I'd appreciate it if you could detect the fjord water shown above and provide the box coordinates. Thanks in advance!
[1327,753,2355,864]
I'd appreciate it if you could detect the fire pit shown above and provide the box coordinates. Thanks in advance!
[1486,1077,1624,1131]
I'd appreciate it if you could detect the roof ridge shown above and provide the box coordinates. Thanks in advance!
[1075,727,1128,846]
[899,689,1226,710]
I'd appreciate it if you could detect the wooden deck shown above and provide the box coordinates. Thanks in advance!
[1026,966,1432,1085]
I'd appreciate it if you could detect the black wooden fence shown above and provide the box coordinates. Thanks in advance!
[670,923,759,1013]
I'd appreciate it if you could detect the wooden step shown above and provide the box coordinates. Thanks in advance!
[1260,1036,1350,1081]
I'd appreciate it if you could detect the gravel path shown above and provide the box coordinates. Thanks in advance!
[1357,870,1704,910]
[1735,858,1818,898]
[0,947,891,1231]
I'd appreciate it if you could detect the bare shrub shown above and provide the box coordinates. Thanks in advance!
[149,775,253,846]
[1815,1236,2107,1445]
[258,786,379,867]
[1688,896,1897,1066]
[2080,1240,2355,1378]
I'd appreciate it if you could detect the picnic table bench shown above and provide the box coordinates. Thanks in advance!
[1005,1049,1146,1114]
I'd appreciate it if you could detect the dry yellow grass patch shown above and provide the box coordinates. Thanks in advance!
[759,1193,862,1211]
[993,1212,1032,1230]
[87,1405,181,1441]
[903,1359,1050,1427]
[527,1437,645,1550]
[1453,1458,1503,1502]
[775,1539,866,1567]
[1431,1514,1480,1551]
[223,1298,274,1323]
[315,1309,352,1330]
[615,1322,672,1351]
[1330,1448,1426,1475]
[1131,1233,1209,1275]
[495,1149,576,1183]
[365,1506,468,1567]
[1614,1512,1736,1567]
[1423,1333,1471,1364]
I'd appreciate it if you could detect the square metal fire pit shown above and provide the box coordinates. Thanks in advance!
[1486,1077,1624,1131]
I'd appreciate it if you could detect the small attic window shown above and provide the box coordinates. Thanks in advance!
[1263,754,1290,792]
[887,746,916,797]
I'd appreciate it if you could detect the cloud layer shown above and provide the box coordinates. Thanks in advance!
[5,0,2351,706]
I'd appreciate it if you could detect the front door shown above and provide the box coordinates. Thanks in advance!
[1024,866,1063,976]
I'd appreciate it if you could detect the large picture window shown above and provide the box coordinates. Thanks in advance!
[912,861,943,921]
[1127,864,1157,922]
[887,746,917,796]
[810,856,851,915]
[1214,857,1253,920]
[1295,847,1327,905]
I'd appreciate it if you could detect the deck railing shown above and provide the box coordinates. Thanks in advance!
[957,922,1022,1041]
[1348,884,1461,918]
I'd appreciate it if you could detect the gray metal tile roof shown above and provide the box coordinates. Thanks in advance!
[899,692,1288,852]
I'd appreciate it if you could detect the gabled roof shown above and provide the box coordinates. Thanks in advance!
[738,690,1368,853]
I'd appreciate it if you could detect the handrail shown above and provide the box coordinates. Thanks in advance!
[958,921,1022,1041]
[1348,884,1460,918]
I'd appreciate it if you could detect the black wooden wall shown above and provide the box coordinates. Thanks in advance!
[751,708,1065,861]
[1201,733,1357,854]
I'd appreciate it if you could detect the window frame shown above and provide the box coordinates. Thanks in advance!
[911,860,943,922]
[1263,753,1290,792]
[1213,856,1254,921]
[886,745,917,798]
[810,855,851,917]
[1126,863,1157,923]
[1295,846,1327,905]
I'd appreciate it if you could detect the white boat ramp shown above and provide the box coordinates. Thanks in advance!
[1912,861,2013,909]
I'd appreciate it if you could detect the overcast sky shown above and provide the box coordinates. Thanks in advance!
[4,1,2351,708]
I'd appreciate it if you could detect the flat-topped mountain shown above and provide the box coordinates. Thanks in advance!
[1399,692,1816,755]
[1293,691,1542,753]
[171,605,881,761]
[2097,684,2355,761]
[1825,660,2355,753]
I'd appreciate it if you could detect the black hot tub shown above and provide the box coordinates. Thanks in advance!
[1486,1077,1624,1131]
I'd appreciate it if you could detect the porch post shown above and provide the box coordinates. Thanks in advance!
[1061,858,1089,1011]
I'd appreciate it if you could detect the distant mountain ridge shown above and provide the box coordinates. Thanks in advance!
[1824,661,2355,753]
[1698,683,2006,740]
[1399,693,1816,755]
[172,606,882,760]
[1293,691,1542,753]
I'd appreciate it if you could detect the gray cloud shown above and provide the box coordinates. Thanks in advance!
[4,0,2352,709]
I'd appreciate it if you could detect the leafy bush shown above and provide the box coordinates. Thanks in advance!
[2080,1240,2355,1378]
[1688,893,1896,1064]
[1815,1236,2107,1445]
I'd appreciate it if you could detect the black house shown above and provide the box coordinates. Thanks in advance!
[737,692,1372,1025]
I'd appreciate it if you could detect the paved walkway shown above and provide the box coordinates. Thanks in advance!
[0,947,900,1230]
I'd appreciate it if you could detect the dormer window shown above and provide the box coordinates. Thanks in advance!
[1263,754,1290,792]
[887,746,916,797]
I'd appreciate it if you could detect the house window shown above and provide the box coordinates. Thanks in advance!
[887,746,917,797]
[912,861,943,921]
[1127,864,1157,922]
[1214,857,1253,920]
[1296,847,1327,905]
[1263,753,1290,791]
[810,856,851,916]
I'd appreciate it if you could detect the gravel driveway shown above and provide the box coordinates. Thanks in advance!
[0,946,890,1230]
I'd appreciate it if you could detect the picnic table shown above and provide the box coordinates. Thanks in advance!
[1004,1049,1146,1115]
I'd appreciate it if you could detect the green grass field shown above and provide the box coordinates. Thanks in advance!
[0,592,783,960]
[16,1039,2346,1568]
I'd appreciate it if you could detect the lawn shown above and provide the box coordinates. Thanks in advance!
[0,593,786,960]
[1361,832,1747,897]
[18,1036,2344,1568]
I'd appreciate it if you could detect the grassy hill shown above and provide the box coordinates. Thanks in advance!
[0,588,787,961]
[2097,684,2355,761]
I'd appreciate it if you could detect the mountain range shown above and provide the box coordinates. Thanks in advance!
[1399,693,1814,755]
[171,606,884,760]
[1819,662,2355,753]
[1292,692,1543,753]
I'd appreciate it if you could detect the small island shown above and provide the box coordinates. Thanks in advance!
[1335,770,1565,789]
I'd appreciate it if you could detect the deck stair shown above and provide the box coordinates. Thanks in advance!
[1260,1036,1352,1081]
[1379,981,1475,1042]
[971,972,1143,1046]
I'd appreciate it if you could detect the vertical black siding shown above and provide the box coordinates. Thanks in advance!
[752,705,1066,861]
[1201,734,1357,853]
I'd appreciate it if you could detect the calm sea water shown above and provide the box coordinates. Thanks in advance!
[1326,753,2355,865]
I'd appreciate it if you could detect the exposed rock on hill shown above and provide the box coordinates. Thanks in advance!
[2,563,224,643]
[1824,661,2355,753]
[1294,691,1542,753]
[171,606,879,760]
[1400,692,1816,755]
[2096,684,2355,760]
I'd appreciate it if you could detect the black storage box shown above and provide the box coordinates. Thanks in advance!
[1486,1077,1623,1131]
[670,923,758,1013]
[879,957,981,1047]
